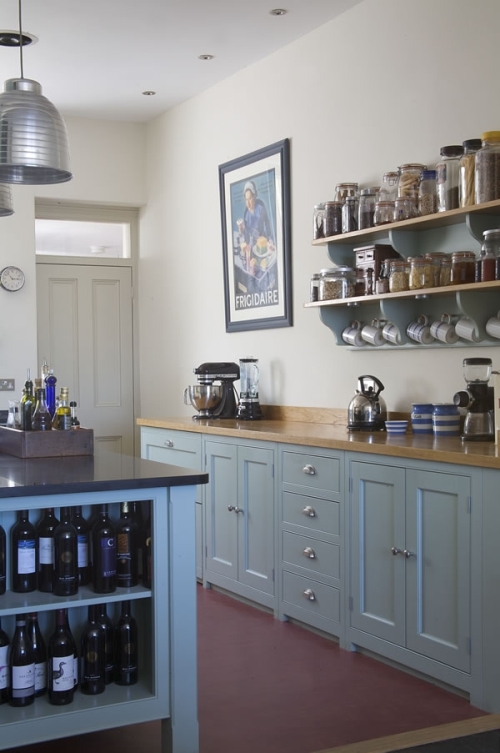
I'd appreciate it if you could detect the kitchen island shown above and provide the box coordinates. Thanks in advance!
[0,450,208,753]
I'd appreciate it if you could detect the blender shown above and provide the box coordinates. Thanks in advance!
[236,357,263,420]
[453,357,494,441]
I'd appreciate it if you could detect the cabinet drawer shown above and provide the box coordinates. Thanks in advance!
[282,491,339,536]
[282,450,340,495]
[141,427,201,469]
[282,531,339,579]
[281,570,340,623]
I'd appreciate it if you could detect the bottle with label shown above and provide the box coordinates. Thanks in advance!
[0,616,9,704]
[0,523,5,595]
[80,604,105,695]
[27,612,47,697]
[12,509,37,593]
[96,603,115,684]
[44,371,58,418]
[52,387,71,430]
[19,369,35,431]
[70,401,81,428]
[71,506,90,586]
[9,614,35,707]
[48,608,76,705]
[116,502,139,588]
[32,388,53,431]
[115,600,138,686]
[92,504,117,593]
[36,508,59,593]
[53,507,78,596]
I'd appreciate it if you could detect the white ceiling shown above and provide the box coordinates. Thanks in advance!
[0,0,361,123]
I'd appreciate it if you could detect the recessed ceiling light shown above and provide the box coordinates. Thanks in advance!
[198,54,214,61]
[269,8,287,15]
[0,29,37,47]
[142,91,156,96]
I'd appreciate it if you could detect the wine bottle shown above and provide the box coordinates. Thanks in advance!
[115,600,138,686]
[11,509,36,593]
[71,506,90,586]
[9,614,35,707]
[116,502,138,588]
[80,604,105,695]
[27,612,47,697]
[48,608,76,705]
[0,523,6,595]
[96,603,114,684]
[19,369,35,431]
[92,504,116,593]
[32,387,53,431]
[53,507,78,596]
[52,387,71,430]
[36,508,59,593]
[0,616,9,704]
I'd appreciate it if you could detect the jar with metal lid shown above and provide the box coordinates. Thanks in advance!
[323,201,342,237]
[374,200,396,226]
[358,188,377,230]
[334,183,359,203]
[342,195,358,233]
[437,145,463,212]
[425,253,444,287]
[481,228,500,282]
[450,251,476,284]
[379,172,399,201]
[475,132,500,204]
[313,203,325,240]
[439,255,452,286]
[310,273,320,302]
[375,259,390,294]
[409,256,433,290]
[389,259,410,292]
[398,164,427,199]
[318,267,356,300]
[459,138,482,207]
[394,196,417,221]
[418,170,437,216]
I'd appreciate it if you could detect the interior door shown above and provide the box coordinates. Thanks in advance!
[36,263,134,455]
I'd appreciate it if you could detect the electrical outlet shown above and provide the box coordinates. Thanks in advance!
[0,379,15,391]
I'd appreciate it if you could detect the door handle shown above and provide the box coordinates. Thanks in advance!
[303,588,316,601]
[302,506,316,517]
[302,464,316,475]
[403,549,414,558]
[302,547,316,559]
[163,439,174,448]
[390,547,402,556]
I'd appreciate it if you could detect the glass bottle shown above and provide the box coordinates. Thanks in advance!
[11,509,36,593]
[96,603,115,684]
[358,188,377,230]
[71,505,90,586]
[48,608,76,706]
[0,616,8,704]
[312,203,325,240]
[70,401,81,428]
[437,145,463,211]
[116,501,139,588]
[475,131,500,204]
[80,604,105,695]
[9,614,35,707]
[20,368,35,431]
[480,228,500,282]
[418,170,437,216]
[36,507,59,593]
[459,138,482,207]
[0,523,5,595]
[398,163,427,199]
[53,507,78,596]
[115,600,138,686]
[32,388,52,431]
[341,195,358,233]
[389,259,410,292]
[52,387,71,430]
[27,612,47,697]
[323,201,342,237]
[44,371,57,418]
[92,504,117,594]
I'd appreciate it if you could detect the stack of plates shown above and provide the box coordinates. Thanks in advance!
[385,420,408,434]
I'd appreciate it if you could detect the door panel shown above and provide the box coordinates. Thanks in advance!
[205,441,238,580]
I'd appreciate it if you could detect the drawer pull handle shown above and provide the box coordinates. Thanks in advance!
[302,464,316,475]
[303,547,316,559]
[303,588,316,601]
[302,506,316,518]
[391,547,402,556]
[163,439,174,448]
[227,505,243,513]
[403,549,414,559]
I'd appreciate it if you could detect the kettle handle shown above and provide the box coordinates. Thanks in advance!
[358,375,385,397]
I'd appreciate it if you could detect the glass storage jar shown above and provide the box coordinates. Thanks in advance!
[475,131,500,204]
[318,267,356,300]
[310,273,320,302]
[379,171,399,201]
[313,203,325,240]
[425,253,444,287]
[450,251,476,284]
[409,256,433,290]
[459,138,482,207]
[418,170,437,215]
[334,183,359,203]
[439,255,452,286]
[398,164,427,199]
[358,188,377,230]
[374,200,396,226]
[394,196,417,221]
[323,201,342,237]
[437,145,463,211]
[342,195,358,233]
[389,259,410,292]
[480,228,500,281]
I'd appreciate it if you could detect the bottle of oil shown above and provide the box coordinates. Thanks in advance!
[20,369,35,431]
[52,387,71,430]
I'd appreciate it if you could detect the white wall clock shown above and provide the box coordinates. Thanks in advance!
[0,266,25,292]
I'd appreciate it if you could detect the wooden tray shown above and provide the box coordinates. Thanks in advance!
[0,426,94,458]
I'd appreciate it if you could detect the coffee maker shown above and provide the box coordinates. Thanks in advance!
[453,357,494,441]
[236,357,263,420]
[347,375,387,431]
[184,362,240,419]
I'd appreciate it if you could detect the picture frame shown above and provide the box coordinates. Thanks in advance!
[219,138,292,332]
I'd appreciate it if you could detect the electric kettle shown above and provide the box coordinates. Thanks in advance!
[347,375,387,431]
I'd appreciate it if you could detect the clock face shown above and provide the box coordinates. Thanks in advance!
[0,266,25,292]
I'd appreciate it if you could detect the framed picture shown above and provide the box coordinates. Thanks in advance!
[219,138,292,332]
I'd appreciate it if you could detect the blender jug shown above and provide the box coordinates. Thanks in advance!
[236,357,263,420]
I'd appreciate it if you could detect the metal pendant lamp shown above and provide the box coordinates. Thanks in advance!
[0,0,72,185]
[0,183,14,216]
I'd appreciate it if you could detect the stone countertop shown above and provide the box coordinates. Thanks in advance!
[137,416,500,470]
[0,449,208,499]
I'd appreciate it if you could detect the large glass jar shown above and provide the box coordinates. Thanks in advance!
[450,251,476,284]
[439,255,452,286]
[475,131,500,204]
[323,201,342,237]
[389,259,410,292]
[379,171,399,201]
[358,188,376,230]
[480,228,500,282]
[398,164,427,199]
[342,195,358,233]
[313,203,325,240]
[394,196,417,221]
[425,253,445,287]
[334,183,359,203]
[374,200,396,226]
[436,145,463,211]
[318,267,356,300]
[409,256,433,290]
[459,138,482,207]
[418,170,437,216]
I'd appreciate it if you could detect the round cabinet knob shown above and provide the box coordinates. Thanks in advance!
[302,506,316,518]
[403,549,415,558]
[227,505,235,512]
[234,506,243,514]
[303,588,316,601]
[303,547,316,559]
[164,439,174,447]
[391,547,402,556]
[302,464,316,475]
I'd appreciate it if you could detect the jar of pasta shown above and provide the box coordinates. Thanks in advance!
[424,253,444,287]
[450,251,476,284]
[439,255,452,286]
[398,164,427,199]
[459,139,482,207]
[389,259,410,292]
[475,132,500,204]
[409,257,433,290]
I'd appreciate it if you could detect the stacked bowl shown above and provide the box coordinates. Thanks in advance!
[385,420,408,435]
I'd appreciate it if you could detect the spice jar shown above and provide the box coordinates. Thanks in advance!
[450,251,476,284]
[374,200,396,226]
[475,131,500,204]
[358,188,377,230]
[439,255,452,286]
[342,195,358,233]
[310,273,320,302]
[437,145,463,212]
[379,171,399,201]
[480,228,500,282]
[398,164,427,199]
[323,201,342,237]
[318,267,356,300]
[459,139,482,207]
[394,196,417,221]
[334,183,359,203]
[418,170,437,216]
[313,203,325,240]
[389,259,410,292]
[409,256,433,290]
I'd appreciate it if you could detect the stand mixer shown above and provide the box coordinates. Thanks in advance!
[453,357,494,441]
[184,362,240,420]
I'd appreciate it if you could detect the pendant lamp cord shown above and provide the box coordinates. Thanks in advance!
[18,0,24,79]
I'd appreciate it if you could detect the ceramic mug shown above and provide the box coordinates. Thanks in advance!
[406,314,434,345]
[342,320,365,347]
[361,318,385,346]
[486,310,500,339]
[455,317,481,342]
[430,313,459,344]
[382,322,403,345]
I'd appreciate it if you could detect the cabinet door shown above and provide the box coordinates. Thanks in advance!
[350,461,406,645]
[405,469,470,672]
[237,445,275,596]
[205,440,238,581]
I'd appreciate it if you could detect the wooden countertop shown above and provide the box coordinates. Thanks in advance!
[137,414,500,470]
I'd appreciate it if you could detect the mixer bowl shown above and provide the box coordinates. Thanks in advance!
[184,384,224,416]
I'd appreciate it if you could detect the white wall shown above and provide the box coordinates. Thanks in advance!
[139,0,500,418]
